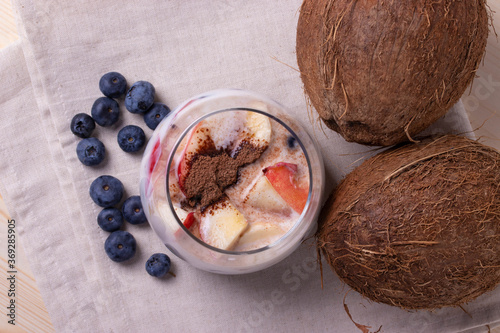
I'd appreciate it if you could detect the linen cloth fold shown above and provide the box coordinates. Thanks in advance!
[0,1,498,332]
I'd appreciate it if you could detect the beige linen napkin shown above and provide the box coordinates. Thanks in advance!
[0,0,498,332]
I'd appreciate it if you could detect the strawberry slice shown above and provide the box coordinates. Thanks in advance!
[183,212,196,229]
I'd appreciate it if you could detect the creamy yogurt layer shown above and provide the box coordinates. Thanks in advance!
[167,110,310,251]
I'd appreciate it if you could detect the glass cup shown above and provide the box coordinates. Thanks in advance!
[139,89,324,274]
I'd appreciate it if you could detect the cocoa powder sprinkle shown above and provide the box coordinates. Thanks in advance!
[183,142,265,208]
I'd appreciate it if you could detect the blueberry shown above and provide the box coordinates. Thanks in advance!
[143,103,171,130]
[117,125,146,152]
[97,207,124,232]
[76,137,105,166]
[287,136,297,148]
[91,97,120,127]
[89,175,124,207]
[99,72,127,98]
[125,81,155,114]
[70,113,96,138]
[104,230,136,262]
[122,195,147,225]
[145,253,171,277]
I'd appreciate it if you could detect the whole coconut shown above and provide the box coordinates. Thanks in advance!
[317,135,500,309]
[297,0,489,146]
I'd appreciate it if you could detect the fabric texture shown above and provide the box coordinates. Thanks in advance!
[0,1,498,332]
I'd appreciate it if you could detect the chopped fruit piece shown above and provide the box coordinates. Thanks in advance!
[231,112,272,157]
[245,112,272,149]
[199,197,249,250]
[263,162,309,214]
[183,212,196,229]
[234,223,284,251]
[176,121,216,193]
[173,206,197,228]
[244,175,291,214]
[173,205,188,222]
[287,136,297,148]
[172,206,197,238]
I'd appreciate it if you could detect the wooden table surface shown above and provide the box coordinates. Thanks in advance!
[0,1,499,332]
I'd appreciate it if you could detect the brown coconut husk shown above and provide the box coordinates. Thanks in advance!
[317,135,500,309]
[296,0,489,146]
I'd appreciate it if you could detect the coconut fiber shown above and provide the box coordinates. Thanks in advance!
[317,135,500,309]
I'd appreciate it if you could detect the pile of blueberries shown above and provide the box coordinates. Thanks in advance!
[70,72,173,278]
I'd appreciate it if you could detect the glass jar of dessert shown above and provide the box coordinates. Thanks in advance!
[139,89,324,274]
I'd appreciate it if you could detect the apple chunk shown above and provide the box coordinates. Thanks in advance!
[176,120,216,193]
[263,162,309,214]
[234,222,284,251]
[183,212,196,229]
[173,207,198,238]
[244,175,291,214]
[245,111,272,150]
[231,112,272,158]
[199,197,249,250]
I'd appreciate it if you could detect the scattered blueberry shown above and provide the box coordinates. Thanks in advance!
[91,97,120,127]
[122,195,147,225]
[99,72,127,98]
[89,175,124,207]
[104,230,137,262]
[70,113,96,138]
[287,136,297,148]
[143,103,171,130]
[76,137,105,166]
[117,125,146,152]
[125,81,155,114]
[97,207,124,232]
[145,253,171,277]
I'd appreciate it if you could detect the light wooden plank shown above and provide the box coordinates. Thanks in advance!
[0,194,55,332]
[0,0,18,49]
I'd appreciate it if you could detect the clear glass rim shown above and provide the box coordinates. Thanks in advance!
[165,107,314,255]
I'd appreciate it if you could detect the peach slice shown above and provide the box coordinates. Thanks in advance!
[176,121,216,193]
[199,197,249,250]
[263,162,309,214]
[243,175,292,215]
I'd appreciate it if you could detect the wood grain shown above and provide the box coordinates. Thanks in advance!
[0,0,17,49]
[0,0,499,332]
[0,194,54,332]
